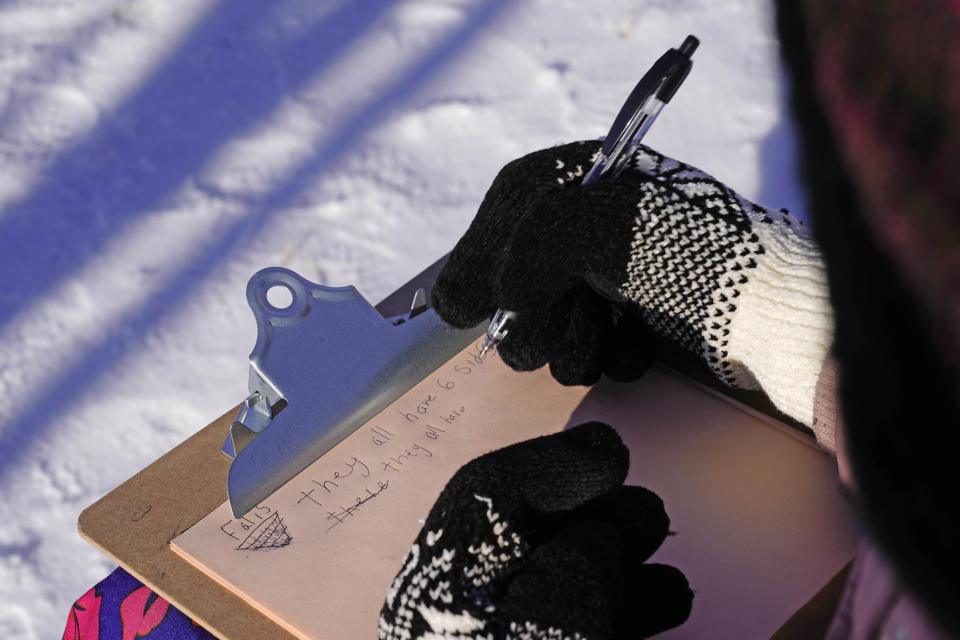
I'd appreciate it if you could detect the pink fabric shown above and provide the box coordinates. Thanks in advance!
[827,543,958,640]
[62,567,212,640]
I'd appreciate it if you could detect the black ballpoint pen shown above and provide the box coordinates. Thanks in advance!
[478,34,700,358]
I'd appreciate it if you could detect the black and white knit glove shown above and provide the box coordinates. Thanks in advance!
[433,141,832,426]
[379,422,692,640]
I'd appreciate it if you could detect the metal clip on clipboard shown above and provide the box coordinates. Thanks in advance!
[222,267,481,517]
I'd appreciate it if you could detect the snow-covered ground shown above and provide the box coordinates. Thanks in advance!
[0,1,806,637]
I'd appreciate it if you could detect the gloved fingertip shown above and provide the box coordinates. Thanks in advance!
[549,357,602,386]
[562,421,625,453]
[430,274,494,329]
[467,422,628,513]
[618,563,694,638]
[519,422,629,512]
[500,522,624,639]
[546,285,618,387]
[497,338,549,372]
[558,422,629,473]
[494,310,558,372]
[569,484,669,562]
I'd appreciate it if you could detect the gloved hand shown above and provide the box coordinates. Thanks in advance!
[433,141,832,426]
[433,140,655,386]
[378,422,692,640]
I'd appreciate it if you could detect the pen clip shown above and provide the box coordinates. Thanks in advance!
[600,58,672,158]
[589,35,699,182]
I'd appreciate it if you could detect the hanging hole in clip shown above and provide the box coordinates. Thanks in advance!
[266,284,294,310]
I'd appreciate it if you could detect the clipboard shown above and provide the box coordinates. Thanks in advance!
[77,257,451,639]
[79,256,859,639]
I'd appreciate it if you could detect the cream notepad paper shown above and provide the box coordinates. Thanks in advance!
[172,342,592,639]
[173,339,860,639]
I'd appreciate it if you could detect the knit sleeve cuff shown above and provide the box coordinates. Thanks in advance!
[721,219,834,428]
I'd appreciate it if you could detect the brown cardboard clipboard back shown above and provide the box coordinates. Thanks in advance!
[78,256,850,639]
[77,260,452,638]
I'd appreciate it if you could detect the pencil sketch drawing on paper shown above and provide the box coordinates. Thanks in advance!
[236,512,292,551]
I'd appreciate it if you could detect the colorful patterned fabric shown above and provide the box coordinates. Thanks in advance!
[63,567,214,640]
